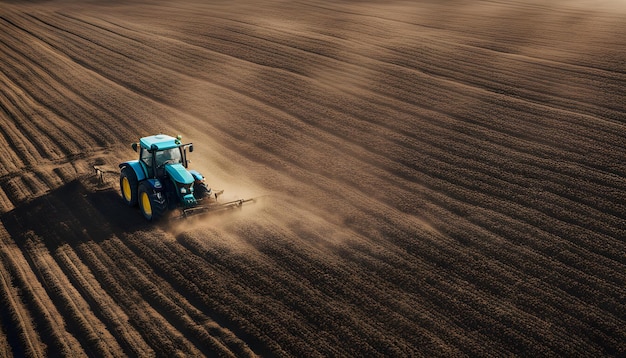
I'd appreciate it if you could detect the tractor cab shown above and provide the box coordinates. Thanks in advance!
[133,134,192,179]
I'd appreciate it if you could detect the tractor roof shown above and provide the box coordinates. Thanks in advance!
[140,134,181,151]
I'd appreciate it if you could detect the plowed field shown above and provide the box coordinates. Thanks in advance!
[1,0,625,356]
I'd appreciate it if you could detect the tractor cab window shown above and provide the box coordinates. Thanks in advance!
[140,147,152,169]
[155,148,182,168]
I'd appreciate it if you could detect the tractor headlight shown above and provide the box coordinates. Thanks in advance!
[154,180,162,189]
[179,183,193,195]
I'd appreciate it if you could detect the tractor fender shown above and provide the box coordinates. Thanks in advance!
[188,169,204,181]
[119,161,147,182]
[144,178,164,191]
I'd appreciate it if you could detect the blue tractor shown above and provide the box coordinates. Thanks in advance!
[119,134,251,220]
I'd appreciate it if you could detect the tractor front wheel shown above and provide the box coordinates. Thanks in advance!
[138,182,166,221]
[120,167,138,207]
[193,181,210,200]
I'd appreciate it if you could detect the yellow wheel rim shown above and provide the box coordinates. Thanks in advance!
[141,192,152,217]
[122,177,132,202]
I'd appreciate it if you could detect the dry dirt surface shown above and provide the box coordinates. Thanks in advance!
[1,0,626,356]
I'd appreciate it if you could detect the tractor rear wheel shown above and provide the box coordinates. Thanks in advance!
[120,167,138,206]
[138,182,166,221]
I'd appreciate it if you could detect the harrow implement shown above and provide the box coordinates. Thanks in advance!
[181,195,256,218]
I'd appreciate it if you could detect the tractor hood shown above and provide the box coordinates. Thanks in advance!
[165,163,194,185]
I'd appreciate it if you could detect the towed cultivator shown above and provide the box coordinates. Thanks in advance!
[115,134,254,221]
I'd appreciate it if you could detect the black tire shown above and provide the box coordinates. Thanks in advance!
[193,182,210,200]
[120,166,138,207]
[138,182,167,221]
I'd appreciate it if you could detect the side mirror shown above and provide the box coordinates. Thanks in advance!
[188,144,194,153]
[131,143,138,152]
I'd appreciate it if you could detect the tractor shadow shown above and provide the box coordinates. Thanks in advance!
[1,175,161,251]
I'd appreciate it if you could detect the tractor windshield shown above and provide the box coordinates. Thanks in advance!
[155,147,182,167]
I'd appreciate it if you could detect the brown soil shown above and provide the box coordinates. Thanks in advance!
[1,0,625,356]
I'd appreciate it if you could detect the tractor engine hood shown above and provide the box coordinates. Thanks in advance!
[165,163,194,185]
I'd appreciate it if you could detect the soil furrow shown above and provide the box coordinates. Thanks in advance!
[0,231,84,356]
[96,237,202,356]
[53,245,129,357]
[120,230,277,357]
[0,14,121,149]
[0,250,42,357]
[21,235,109,357]
[102,236,246,357]
[74,241,155,357]
[1,1,625,356]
